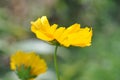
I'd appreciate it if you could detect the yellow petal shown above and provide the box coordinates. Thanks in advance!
[54,27,65,40]
[35,31,54,41]
[40,16,50,29]
[66,23,80,33]
[10,62,16,70]
[31,16,56,41]
[57,23,80,43]
[68,27,92,47]
[50,24,58,34]
[31,18,42,31]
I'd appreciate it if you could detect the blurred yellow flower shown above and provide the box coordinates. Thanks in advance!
[10,51,47,80]
[31,16,58,41]
[31,16,92,47]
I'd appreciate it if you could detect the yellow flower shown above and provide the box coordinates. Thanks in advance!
[31,16,92,47]
[10,51,47,80]
[31,16,58,41]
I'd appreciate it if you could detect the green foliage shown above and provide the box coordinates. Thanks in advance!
[16,65,36,80]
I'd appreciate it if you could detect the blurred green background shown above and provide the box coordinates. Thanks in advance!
[0,0,120,80]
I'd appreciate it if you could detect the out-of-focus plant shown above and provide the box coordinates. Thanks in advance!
[10,51,47,80]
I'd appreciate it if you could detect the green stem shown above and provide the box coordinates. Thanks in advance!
[54,45,60,80]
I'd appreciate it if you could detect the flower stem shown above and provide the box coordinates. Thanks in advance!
[54,45,60,80]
